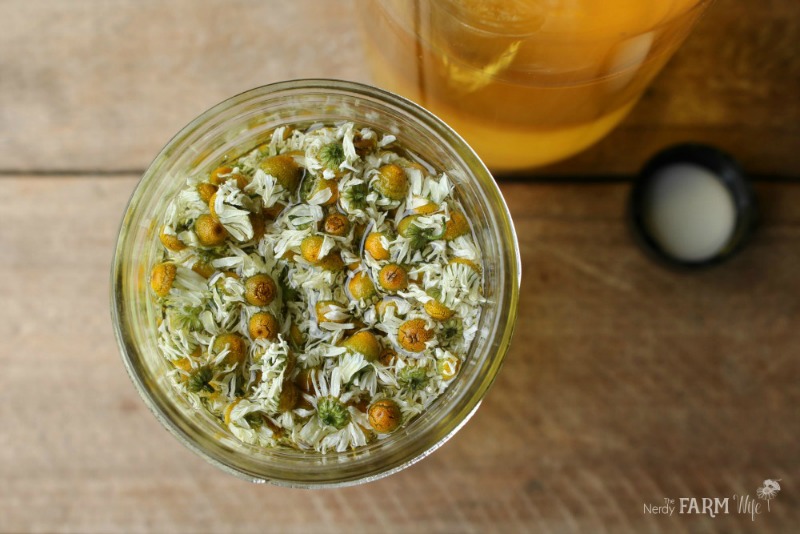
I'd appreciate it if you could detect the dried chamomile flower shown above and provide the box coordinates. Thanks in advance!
[150,262,177,297]
[376,297,404,320]
[439,317,464,348]
[398,365,429,391]
[259,155,302,192]
[249,311,279,340]
[210,166,247,189]
[319,142,345,169]
[368,399,402,433]
[197,182,218,204]
[213,333,247,366]
[424,289,454,321]
[437,355,461,381]
[341,330,382,362]
[192,260,216,279]
[187,365,215,393]
[413,200,438,215]
[302,176,339,206]
[159,227,186,252]
[398,215,441,249]
[244,274,277,306]
[318,251,345,271]
[323,212,350,237]
[374,164,409,200]
[443,211,470,240]
[343,182,368,210]
[300,235,325,264]
[316,300,349,324]
[348,271,376,301]
[398,319,433,352]
[195,214,227,247]
[378,264,408,293]
[364,231,390,261]
[317,396,351,429]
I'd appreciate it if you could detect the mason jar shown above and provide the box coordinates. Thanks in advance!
[111,79,521,487]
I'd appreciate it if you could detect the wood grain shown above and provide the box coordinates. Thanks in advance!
[0,0,371,174]
[1,177,798,533]
[0,0,798,177]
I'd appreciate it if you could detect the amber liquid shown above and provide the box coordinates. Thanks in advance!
[361,0,709,172]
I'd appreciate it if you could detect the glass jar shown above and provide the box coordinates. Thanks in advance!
[111,79,521,487]
[360,0,714,173]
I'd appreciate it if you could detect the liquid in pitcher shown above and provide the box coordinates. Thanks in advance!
[361,0,711,172]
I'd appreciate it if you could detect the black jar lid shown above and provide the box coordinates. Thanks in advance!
[629,143,757,269]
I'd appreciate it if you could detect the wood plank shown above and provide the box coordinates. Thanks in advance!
[1,0,798,177]
[0,0,371,174]
[1,176,798,532]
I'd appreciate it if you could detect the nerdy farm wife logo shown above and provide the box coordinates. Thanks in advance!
[643,479,782,522]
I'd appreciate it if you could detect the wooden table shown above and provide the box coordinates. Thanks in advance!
[2,1,798,533]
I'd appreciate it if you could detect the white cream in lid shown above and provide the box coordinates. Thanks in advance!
[630,143,756,268]
[643,163,736,262]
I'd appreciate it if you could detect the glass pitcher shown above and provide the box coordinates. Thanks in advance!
[360,0,713,173]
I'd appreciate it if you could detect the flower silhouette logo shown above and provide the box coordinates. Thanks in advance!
[756,479,781,511]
